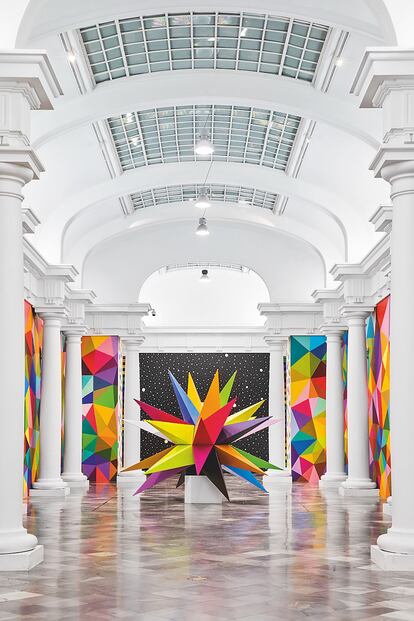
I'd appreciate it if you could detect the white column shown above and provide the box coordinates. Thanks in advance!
[62,331,89,489]
[320,331,346,488]
[0,163,43,569]
[374,161,414,564]
[32,312,69,497]
[118,337,146,485]
[339,309,378,498]
[265,337,291,481]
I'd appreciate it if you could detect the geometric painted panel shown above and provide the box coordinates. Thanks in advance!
[23,301,43,495]
[82,336,119,483]
[367,296,391,499]
[290,336,326,482]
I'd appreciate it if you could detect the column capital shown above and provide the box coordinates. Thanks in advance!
[0,155,43,183]
[320,325,346,337]
[264,336,288,352]
[122,336,145,351]
[63,327,87,340]
[35,306,68,323]
[340,304,374,324]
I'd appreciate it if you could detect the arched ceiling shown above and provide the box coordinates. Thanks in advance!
[11,0,403,301]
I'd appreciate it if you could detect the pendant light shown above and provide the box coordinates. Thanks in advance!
[195,188,211,209]
[195,131,214,156]
[200,269,210,282]
[196,217,209,236]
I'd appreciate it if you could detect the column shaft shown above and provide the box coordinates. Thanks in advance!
[340,314,377,495]
[267,341,291,480]
[0,164,39,557]
[62,333,88,488]
[320,333,346,487]
[118,339,145,483]
[378,163,414,554]
[32,315,69,495]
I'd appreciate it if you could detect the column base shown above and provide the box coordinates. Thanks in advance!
[62,473,89,489]
[30,486,70,498]
[117,471,147,487]
[185,475,224,504]
[266,470,292,485]
[339,485,379,499]
[371,545,414,570]
[319,473,347,489]
[0,545,43,572]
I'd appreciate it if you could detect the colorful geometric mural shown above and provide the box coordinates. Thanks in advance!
[290,336,327,482]
[342,331,348,470]
[24,301,43,495]
[367,296,391,498]
[82,336,119,483]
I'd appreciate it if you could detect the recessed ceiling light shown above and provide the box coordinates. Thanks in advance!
[196,217,209,236]
[335,57,344,67]
[67,52,76,64]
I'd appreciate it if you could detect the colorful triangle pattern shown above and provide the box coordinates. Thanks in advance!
[290,335,327,482]
[82,336,119,483]
[123,370,282,499]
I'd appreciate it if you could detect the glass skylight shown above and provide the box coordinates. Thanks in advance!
[108,105,301,171]
[80,12,329,84]
[130,184,279,211]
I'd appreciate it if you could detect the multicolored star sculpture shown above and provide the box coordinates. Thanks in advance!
[122,370,281,500]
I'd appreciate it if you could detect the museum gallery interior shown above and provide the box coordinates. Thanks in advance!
[2,0,414,619]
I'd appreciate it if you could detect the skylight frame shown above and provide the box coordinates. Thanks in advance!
[108,104,301,172]
[79,12,329,85]
[130,183,279,212]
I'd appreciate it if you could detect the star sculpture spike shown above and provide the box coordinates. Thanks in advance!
[123,371,283,500]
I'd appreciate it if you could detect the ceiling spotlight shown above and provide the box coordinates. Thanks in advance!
[195,131,214,156]
[240,27,248,37]
[196,217,210,236]
[335,57,344,67]
[200,269,210,282]
[67,52,76,64]
[195,189,211,209]
[130,136,140,147]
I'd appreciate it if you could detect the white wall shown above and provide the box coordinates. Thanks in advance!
[140,268,269,327]
[82,220,326,305]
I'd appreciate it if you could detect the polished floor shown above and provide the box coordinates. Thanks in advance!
[1,479,414,620]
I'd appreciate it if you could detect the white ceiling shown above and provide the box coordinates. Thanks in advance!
[9,0,405,303]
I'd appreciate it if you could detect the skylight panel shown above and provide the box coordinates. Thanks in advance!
[130,184,279,211]
[108,105,301,171]
[79,12,329,84]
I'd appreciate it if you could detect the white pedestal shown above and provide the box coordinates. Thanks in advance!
[266,470,292,485]
[371,545,414,570]
[184,476,224,504]
[117,471,146,487]
[0,545,43,571]
[339,485,379,499]
[62,476,89,489]
[319,474,346,489]
[30,486,70,498]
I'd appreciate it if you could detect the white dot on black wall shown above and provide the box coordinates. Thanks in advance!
[225,353,229,357]
[142,388,145,392]
[260,368,263,372]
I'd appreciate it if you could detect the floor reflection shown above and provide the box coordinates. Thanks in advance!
[0,478,412,620]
